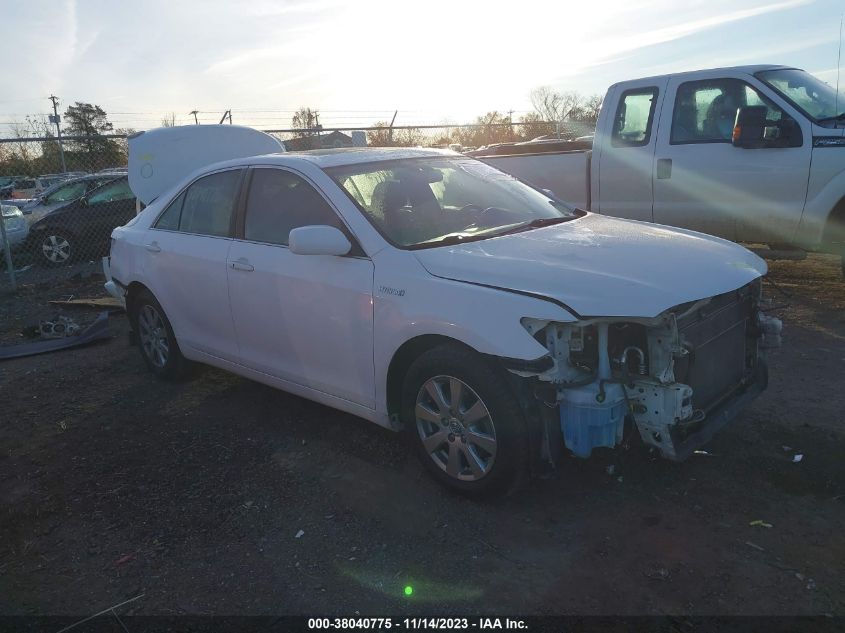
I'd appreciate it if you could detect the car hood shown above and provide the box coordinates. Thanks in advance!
[412,214,766,318]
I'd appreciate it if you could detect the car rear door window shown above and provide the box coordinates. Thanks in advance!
[179,170,242,237]
[243,168,344,245]
[88,179,135,204]
[154,191,185,231]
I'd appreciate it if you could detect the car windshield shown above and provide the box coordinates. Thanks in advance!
[326,156,578,249]
[756,68,845,122]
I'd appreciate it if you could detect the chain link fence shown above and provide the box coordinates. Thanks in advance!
[0,120,593,295]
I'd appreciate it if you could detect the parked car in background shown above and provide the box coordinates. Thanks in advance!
[28,176,136,266]
[472,65,845,274]
[0,176,46,199]
[0,204,29,253]
[21,174,123,224]
[104,126,782,496]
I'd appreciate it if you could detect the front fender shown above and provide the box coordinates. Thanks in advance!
[797,162,845,247]
[372,252,575,416]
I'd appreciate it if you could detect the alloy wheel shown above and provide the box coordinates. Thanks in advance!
[138,304,170,368]
[415,375,497,481]
[41,234,71,264]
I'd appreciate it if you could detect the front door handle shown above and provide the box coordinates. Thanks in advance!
[656,158,672,180]
[144,241,161,253]
[230,258,254,272]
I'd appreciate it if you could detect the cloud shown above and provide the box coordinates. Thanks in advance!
[592,0,811,62]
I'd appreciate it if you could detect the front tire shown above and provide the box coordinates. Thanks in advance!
[131,289,190,380]
[401,345,527,496]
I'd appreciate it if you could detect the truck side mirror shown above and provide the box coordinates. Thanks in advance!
[732,106,767,148]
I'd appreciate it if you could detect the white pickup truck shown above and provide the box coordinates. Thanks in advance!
[474,65,845,273]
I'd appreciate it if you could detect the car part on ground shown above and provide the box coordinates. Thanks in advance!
[0,311,111,360]
[38,315,81,338]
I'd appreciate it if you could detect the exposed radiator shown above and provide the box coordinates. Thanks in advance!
[674,283,756,412]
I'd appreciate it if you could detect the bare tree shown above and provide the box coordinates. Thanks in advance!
[518,111,554,140]
[291,107,319,133]
[366,121,393,147]
[530,87,588,122]
[161,113,177,127]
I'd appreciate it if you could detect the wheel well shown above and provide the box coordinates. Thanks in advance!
[125,281,152,325]
[385,335,475,422]
[823,196,845,247]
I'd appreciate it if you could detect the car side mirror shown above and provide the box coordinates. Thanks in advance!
[79,195,89,207]
[732,106,768,148]
[289,225,351,256]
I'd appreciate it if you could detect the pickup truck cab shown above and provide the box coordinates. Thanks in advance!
[476,65,845,272]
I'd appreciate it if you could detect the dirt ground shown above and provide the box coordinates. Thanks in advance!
[0,254,843,617]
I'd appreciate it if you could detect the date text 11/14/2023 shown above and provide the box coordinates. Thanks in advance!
[307,618,528,630]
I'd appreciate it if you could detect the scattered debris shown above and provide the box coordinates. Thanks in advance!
[782,445,793,452]
[114,553,135,566]
[48,296,124,311]
[792,454,804,463]
[39,315,81,338]
[806,578,816,591]
[295,529,305,539]
[0,312,111,360]
[693,450,715,457]
[617,476,624,483]
[643,566,670,581]
[749,520,773,528]
[745,541,766,552]
[605,465,615,476]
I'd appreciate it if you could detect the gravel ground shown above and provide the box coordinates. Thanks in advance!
[0,254,843,617]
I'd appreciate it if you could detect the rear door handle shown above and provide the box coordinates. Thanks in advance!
[230,258,254,272]
[656,158,672,180]
[144,242,161,253]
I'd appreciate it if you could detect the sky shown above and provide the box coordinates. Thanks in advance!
[0,0,842,134]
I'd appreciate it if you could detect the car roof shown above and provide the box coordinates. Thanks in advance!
[250,146,457,169]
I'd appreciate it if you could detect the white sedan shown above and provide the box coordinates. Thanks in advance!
[106,129,780,495]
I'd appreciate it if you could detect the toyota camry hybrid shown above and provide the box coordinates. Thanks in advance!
[104,125,782,496]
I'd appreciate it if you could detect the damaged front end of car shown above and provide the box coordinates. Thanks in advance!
[515,279,782,462]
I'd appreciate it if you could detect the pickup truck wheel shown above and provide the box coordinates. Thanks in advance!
[131,289,190,380]
[401,345,526,497]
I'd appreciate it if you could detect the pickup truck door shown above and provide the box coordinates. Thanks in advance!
[594,77,669,221]
[652,75,810,242]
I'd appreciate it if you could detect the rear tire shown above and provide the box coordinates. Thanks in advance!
[130,289,190,380]
[401,345,527,497]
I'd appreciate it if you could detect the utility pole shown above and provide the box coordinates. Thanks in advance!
[219,109,232,125]
[314,113,322,149]
[388,110,398,145]
[48,95,67,173]
[189,110,199,124]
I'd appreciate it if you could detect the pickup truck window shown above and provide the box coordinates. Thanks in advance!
[611,88,658,147]
[757,68,845,123]
[671,78,791,145]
